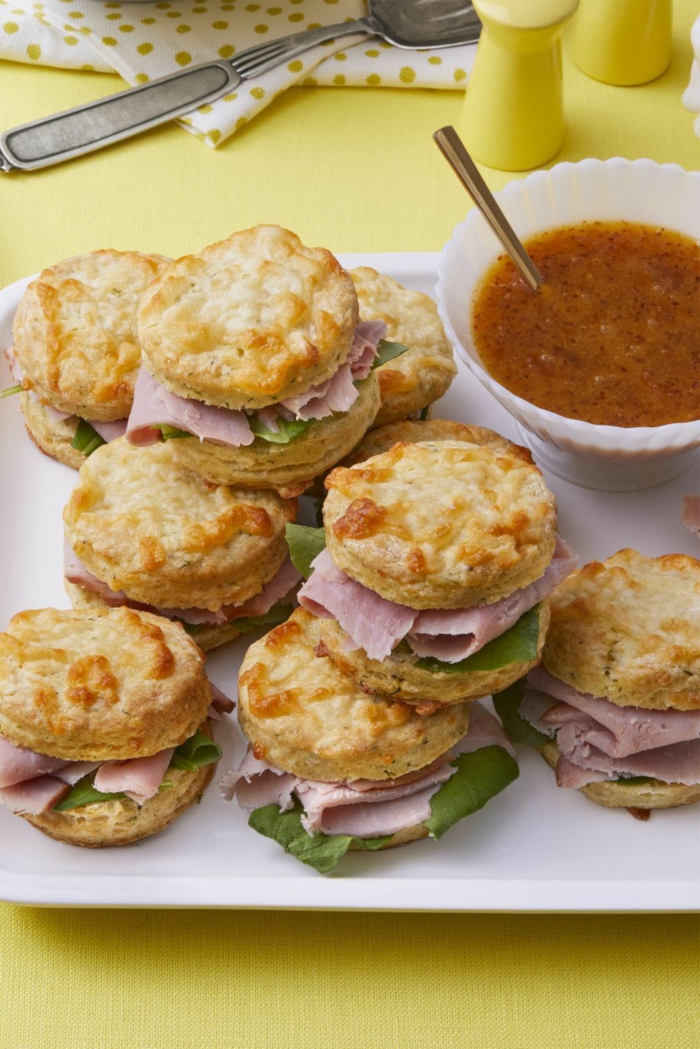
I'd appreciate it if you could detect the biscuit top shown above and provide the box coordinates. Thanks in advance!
[12,250,168,421]
[0,607,211,760]
[64,437,296,610]
[340,418,523,468]
[544,549,700,711]
[237,610,470,781]
[324,439,557,609]
[137,225,359,411]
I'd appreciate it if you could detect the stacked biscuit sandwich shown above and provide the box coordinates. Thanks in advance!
[494,550,700,818]
[221,419,572,871]
[0,606,229,846]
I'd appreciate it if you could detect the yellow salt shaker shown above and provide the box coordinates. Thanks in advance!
[458,0,579,171]
[572,0,673,85]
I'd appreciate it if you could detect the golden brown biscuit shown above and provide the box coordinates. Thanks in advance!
[350,267,456,427]
[340,418,527,468]
[318,601,550,705]
[138,225,359,410]
[543,550,700,711]
[167,373,380,495]
[24,750,215,847]
[13,250,168,421]
[20,394,84,470]
[324,439,557,609]
[237,609,470,782]
[63,580,246,654]
[540,741,700,811]
[0,607,210,761]
[64,437,296,611]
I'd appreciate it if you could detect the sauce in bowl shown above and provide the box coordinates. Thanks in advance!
[471,221,700,427]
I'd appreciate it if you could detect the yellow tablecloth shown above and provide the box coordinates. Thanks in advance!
[0,4,698,1047]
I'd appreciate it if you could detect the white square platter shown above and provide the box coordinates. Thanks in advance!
[0,252,698,910]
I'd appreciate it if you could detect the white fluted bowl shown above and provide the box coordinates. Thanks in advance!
[436,158,700,490]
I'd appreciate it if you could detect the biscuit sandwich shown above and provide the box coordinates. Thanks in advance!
[0,606,230,847]
[4,249,169,469]
[292,422,576,706]
[63,437,301,651]
[348,267,456,427]
[220,609,518,873]
[125,225,408,497]
[494,550,700,817]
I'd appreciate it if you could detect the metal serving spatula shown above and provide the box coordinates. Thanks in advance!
[0,0,480,173]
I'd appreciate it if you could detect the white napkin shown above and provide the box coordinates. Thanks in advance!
[0,0,478,147]
[682,14,700,136]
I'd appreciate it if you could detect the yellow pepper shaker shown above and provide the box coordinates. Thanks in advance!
[458,0,579,172]
[572,0,673,85]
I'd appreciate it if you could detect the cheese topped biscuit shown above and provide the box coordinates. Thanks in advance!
[137,225,359,411]
[340,418,526,468]
[13,249,168,421]
[0,607,210,761]
[64,437,296,610]
[544,549,700,711]
[238,609,470,781]
[324,439,557,609]
[350,268,456,427]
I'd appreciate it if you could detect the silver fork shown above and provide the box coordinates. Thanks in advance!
[0,0,480,173]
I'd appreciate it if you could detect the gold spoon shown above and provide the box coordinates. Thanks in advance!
[433,125,543,291]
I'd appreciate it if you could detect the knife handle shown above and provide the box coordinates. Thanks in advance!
[0,62,238,172]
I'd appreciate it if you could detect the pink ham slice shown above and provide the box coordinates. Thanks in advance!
[298,539,575,664]
[64,542,299,627]
[0,735,71,788]
[93,748,175,804]
[126,368,255,448]
[221,701,514,838]
[207,683,235,721]
[555,739,700,788]
[298,548,417,662]
[0,776,71,815]
[528,666,700,756]
[89,418,128,442]
[408,538,577,662]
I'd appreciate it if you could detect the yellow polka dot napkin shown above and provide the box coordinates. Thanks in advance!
[0,0,478,146]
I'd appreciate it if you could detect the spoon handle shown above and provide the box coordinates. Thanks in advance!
[433,126,543,291]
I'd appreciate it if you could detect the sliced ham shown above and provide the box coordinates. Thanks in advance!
[278,320,386,420]
[298,548,417,662]
[298,539,575,665]
[221,701,514,838]
[93,748,175,804]
[64,542,299,627]
[208,683,235,721]
[126,368,255,448]
[0,776,70,815]
[408,538,576,662]
[555,739,700,788]
[0,735,70,788]
[89,418,128,442]
[4,344,21,384]
[528,666,700,757]
[53,761,103,786]
[682,494,700,537]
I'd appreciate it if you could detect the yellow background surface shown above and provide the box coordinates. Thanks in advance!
[0,3,698,1047]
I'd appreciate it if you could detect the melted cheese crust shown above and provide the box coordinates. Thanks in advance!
[544,550,700,710]
[64,437,295,610]
[137,225,359,410]
[13,250,169,420]
[324,439,557,608]
[0,607,210,760]
[237,609,470,781]
[350,267,456,427]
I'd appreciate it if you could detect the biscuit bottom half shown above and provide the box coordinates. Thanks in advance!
[318,604,550,705]
[23,763,215,848]
[20,394,84,470]
[65,580,250,655]
[540,742,700,812]
[166,375,380,495]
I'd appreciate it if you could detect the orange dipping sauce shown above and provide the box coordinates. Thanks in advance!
[471,221,700,427]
